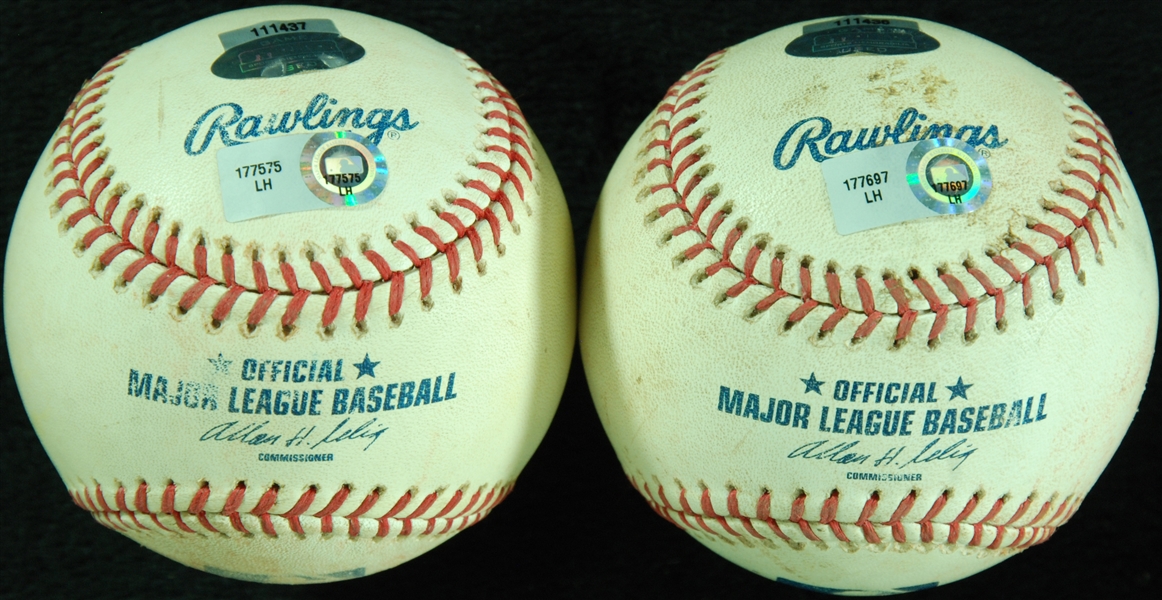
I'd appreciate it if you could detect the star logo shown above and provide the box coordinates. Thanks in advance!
[946,377,973,400]
[208,353,232,374]
[354,354,380,379]
[801,373,825,395]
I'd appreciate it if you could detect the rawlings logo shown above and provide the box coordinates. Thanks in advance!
[773,107,1007,170]
[184,93,418,156]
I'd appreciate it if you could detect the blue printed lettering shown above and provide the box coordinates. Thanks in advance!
[940,409,957,434]
[416,378,432,405]
[759,398,775,423]
[349,387,367,413]
[973,406,989,432]
[241,359,258,381]
[291,390,308,416]
[772,108,1008,170]
[958,408,974,433]
[367,385,384,412]
[255,389,273,415]
[793,402,810,429]
[774,400,792,426]
[185,94,419,156]
[309,390,322,415]
[129,370,152,398]
[846,409,864,434]
[384,383,398,410]
[718,386,744,415]
[274,390,290,415]
[988,403,1006,430]
[881,411,900,436]
[184,103,242,156]
[743,393,761,420]
[899,410,915,436]
[332,388,349,414]
[152,376,169,403]
[242,388,256,414]
[398,381,415,408]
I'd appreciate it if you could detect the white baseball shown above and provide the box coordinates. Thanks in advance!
[581,16,1156,594]
[5,6,574,583]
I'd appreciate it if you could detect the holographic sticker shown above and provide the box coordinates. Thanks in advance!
[819,138,994,235]
[300,132,388,207]
[211,19,366,79]
[785,17,940,58]
[905,138,991,214]
[217,131,388,222]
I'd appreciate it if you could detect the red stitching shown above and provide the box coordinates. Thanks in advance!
[45,49,533,332]
[77,480,512,538]
[629,477,1074,548]
[856,493,880,543]
[646,55,1127,347]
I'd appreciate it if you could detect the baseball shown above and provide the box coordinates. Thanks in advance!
[5,5,574,583]
[580,15,1156,594]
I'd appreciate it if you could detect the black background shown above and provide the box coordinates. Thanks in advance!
[2,1,1159,598]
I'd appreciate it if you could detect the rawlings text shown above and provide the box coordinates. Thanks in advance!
[184,93,418,155]
[773,107,1008,170]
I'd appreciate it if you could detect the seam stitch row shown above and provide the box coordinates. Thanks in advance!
[72,481,513,538]
[629,476,1079,549]
[645,53,1124,348]
[47,49,533,334]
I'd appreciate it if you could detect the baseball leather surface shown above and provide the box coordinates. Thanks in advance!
[5,5,575,583]
[581,16,1157,594]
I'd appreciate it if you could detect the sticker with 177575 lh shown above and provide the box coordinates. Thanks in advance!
[216,131,388,222]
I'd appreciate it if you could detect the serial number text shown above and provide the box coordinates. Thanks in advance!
[842,171,888,190]
[326,172,364,186]
[833,18,892,27]
[250,22,309,37]
[235,161,282,178]
[934,180,968,194]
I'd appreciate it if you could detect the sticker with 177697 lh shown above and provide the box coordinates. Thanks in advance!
[820,138,992,235]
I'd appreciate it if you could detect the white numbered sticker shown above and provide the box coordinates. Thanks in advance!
[218,19,340,50]
[216,132,388,222]
[821,138,991,235]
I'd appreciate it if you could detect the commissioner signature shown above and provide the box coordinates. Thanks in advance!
[788,438,976,470]
[200,418,388,451]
